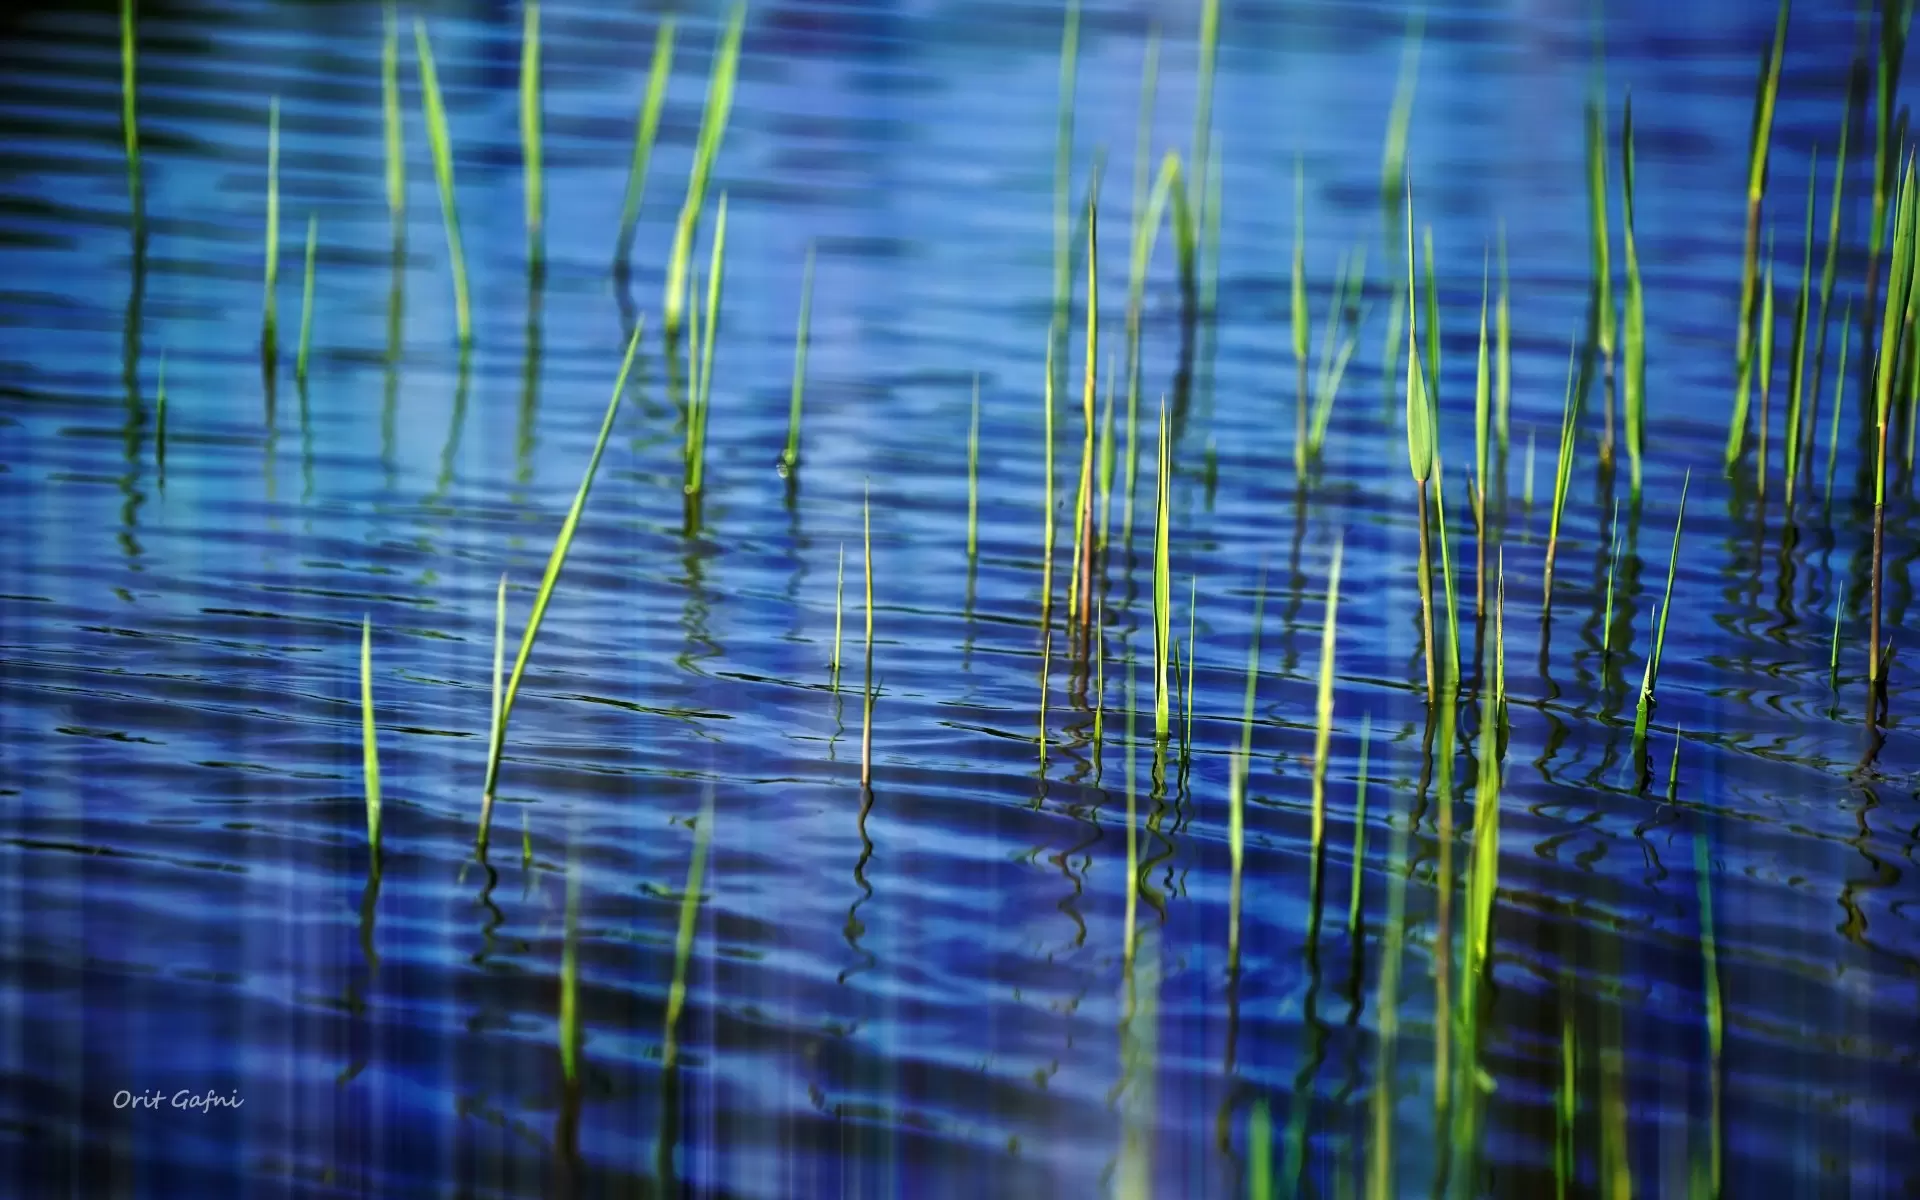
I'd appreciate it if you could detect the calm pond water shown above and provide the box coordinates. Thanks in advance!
[2,0,1919,1196]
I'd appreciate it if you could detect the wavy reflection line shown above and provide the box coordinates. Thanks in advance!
[838,784,877,986]
[431,348,473,503]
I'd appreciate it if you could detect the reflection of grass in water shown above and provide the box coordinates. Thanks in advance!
[1695,831,1723,1195]
[1309,539,1344,940]
[1227,573,1264,970]
[558,855,579,1084]
[663,5,744,344]
[1367,777,1412,1200]
[615,19,675,271]
[295,215,317,387]
[413,20,470,348]
[662,790,715,1073]
[382,5,402,230]
[1871,161,1915,697]
[481,323,643,848]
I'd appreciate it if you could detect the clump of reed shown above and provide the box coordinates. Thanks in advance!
[614,19,677,271]
[413,20,472,348]
[1621,94,1645,494]
[1151,399,1174,741]
[1871,158,1916,700]
[1633,470,1690,743]
[521,0,542,269]
[360,616,382,861]
[684,195,727,499]
[780,244,815,478]
[1728,0,1789,469]
[480,322,643,851]
[663,5,745,345]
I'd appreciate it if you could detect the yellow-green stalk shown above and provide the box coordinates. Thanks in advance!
[1543,340,1580,603]
[1497,224,1511,456]
[781,244,815,476]
[382,5,403,232]
[967,377,981,559]
[1865,1,1911,342]
[1474,254,1491,617]
[1757,234,1777,500]
[414,21,471,347]
[1228,573,1267,969]
[1404,181,1437,704]
[1634,470,1690,741]
[663,5,745,344]
[1070,183,1100,630]
[1367,787,1412,1200]
[296,215,318,387]
[360,616,381,857]
[1586,91,1614,418]
[1152,399,1173,742]
[1309,539,1345,934]
[1805,80,1853,497]
[521,0,542,268]
[614,19,676,270]
[263,98,280,362]
[1293,157,1310,475]
[481,322,643,846]
[559,854,579,1082]
[120,0,139,215]
[1380,9,1423,227]
[1695,832,1723,1197]
[661,790,715,1071]
[1622,93,1645,494]
[1345,714,1372,947]
[1871,159,1916,695]
[1051,0,1079,369]
[1824,302,1853,508]
[1729,0,1790,468]
[685,194,728,498]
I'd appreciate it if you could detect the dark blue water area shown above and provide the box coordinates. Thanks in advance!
[2,0,1920,1196]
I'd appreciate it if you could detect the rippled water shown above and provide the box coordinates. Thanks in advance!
[2,0,1919,1196]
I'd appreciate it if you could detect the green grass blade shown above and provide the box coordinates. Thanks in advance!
[559,855,579,1082]
[1192,0,1219,229]
[1404,181,1432,484]
[1293,157,1310,474]
[687,194,728,498]
[831,543,844,692]
[663,5,746,343]
[1695,832,1722,1196]
[490,573,505,772]
[1622,93,1645,493]
[1824,301,1853,508]
[1380,9,1423,223]
[615,19,676,269]
[1634,469,1690,741]
[1587,92,1613,364]
[121,0,139,214]
[967,377,981,558]
[1053,0,1080,354]
[360,616,381,854]
[296,215,318,386]
[1806,75,1853,494]
[413,20,471,347]
[1250,1097,1273,1200]
[521,0,542,266]
[482,320,643,808]
[1435,471,1459,683]
[1544,339,1580,595]
[1153,399,1173,742]
[1602,497,1620,656]
[1367,788,1412,1200]
[264,97,280,356]
[782,244,816,475]
[1422,226,1440,411]
[1497,224,1512,456]
[1786,150,1817,506]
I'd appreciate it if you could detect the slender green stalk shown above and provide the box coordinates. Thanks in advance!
[1587,92,1614,390]
[662,790,715,1071]
[1229,574,1267,969]
[685,194,728,498]
[1098,355,1117,549]
[831,544,844,693]
[1423,226,1440,412]
[296,215,317,386]
[1250,1098,1273,1200]
[1152,399,1173,742]
[120,0,139,215]
[1556,1017,1576,1200]
[1183,576,1197,757]
[1123,151,1182,547]
[263,98,280,359]
[1052,0,1079,359]
[521,0,542,267]
[1634,469,1690,741]
[1806,79,1852,495]
[663,5,746,344]
[1345,714,1372,947]
[1867,1,1911,335]
[559,855,579,1082]
[1831,576,1845,691]
[1309,539,1345,929]
[1695,832,1722,1197]
[1191,0,1220,253]
[360,616,381,856]
[481,321,643,839]
[1757,234,1777,500]
[1730,0,1790,468]
[382,5,403,231]
[1544,340,1580,603]
[862,485,875,787]
[1070,182,1101,630]
[1602,498,1621,656]
[1824,302,1853,508]
[1042,340,1058,628]
[782,244,815,475]
[1124,655,1139,964]
[1497,225,1512,456]
[1308,247,1365,462]
[967,377,981,558]
[490,573,505,774]
[414,21,471,347]
[1524,427,1536,509]
[1786,152,1817,509]
[1622,93,1645,493]
[1474,254,1491,616]
[1293,158,1310,475]
[1404,182,1436,703]
[1435,470,1459,684]
[521,810,532,870]
[614,19,676,270]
